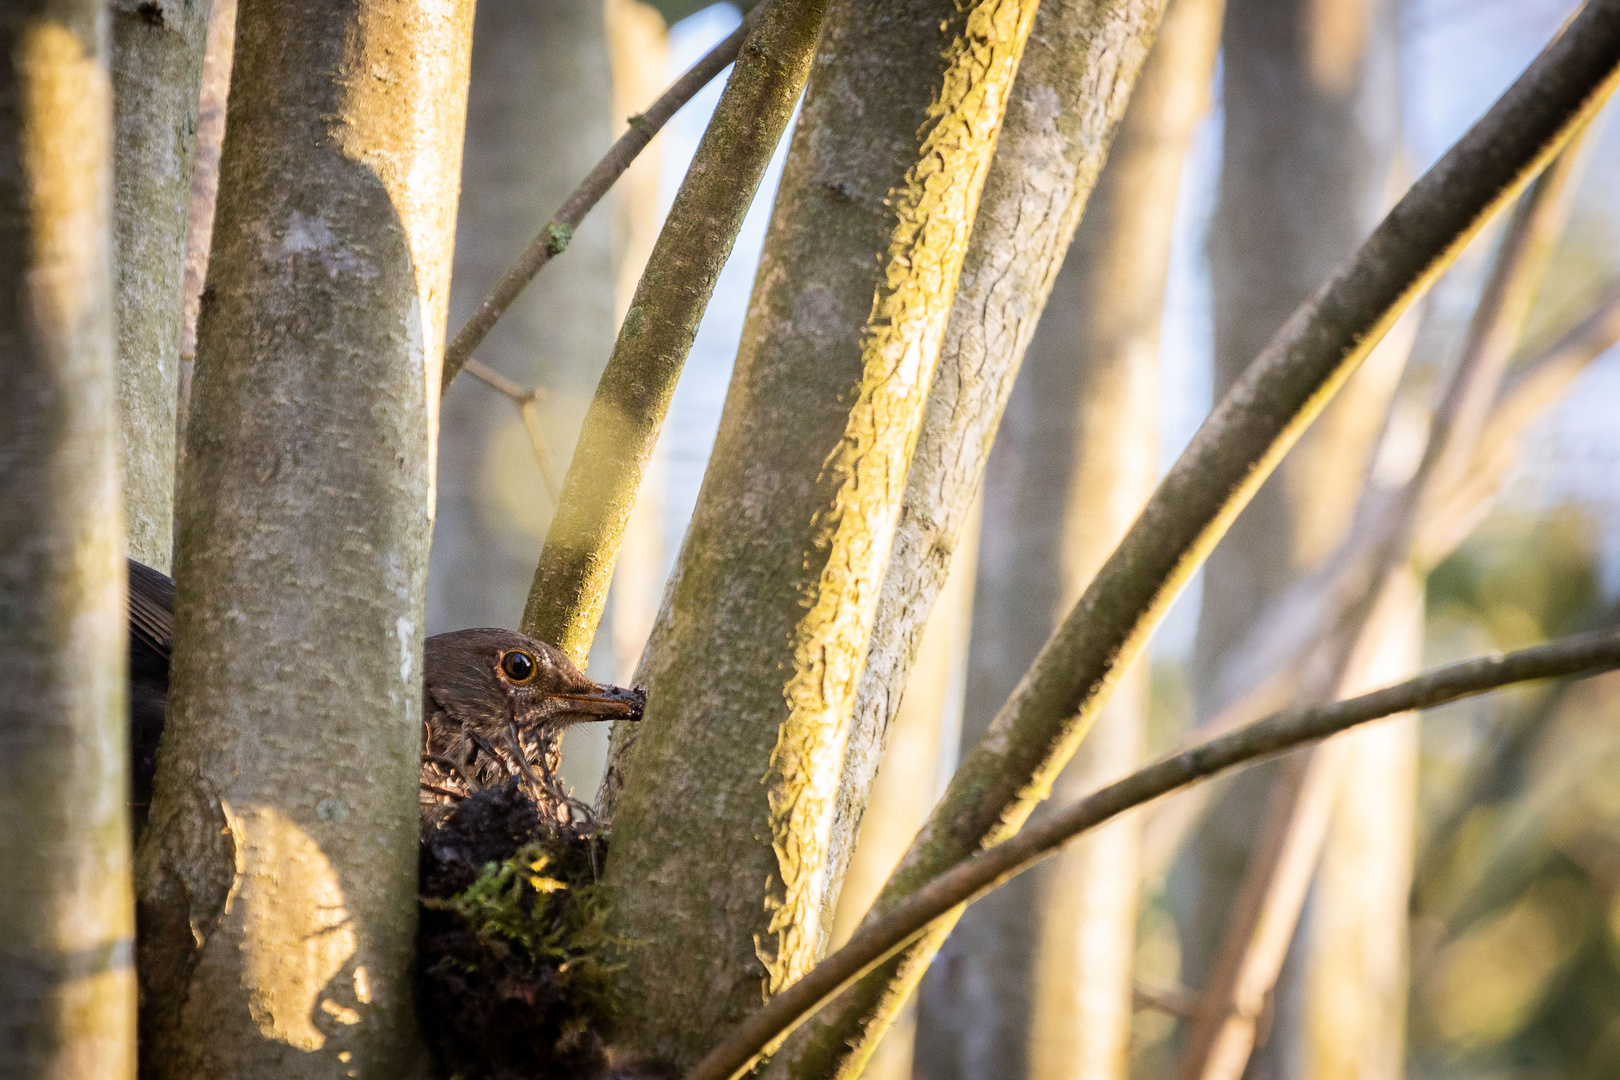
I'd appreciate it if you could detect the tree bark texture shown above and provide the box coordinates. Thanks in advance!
[0,1,131,1074]
[1176,2,1400,1071]
[598,0,1045,1066]
[779,4,1620,1077]
[827,494,980,1080]
[809,0,1173,985]
[426,0,614,639]
[134,0,473,1075]
[914,2,1219,1077]
[110,0,210,570]
[174,0,236,476]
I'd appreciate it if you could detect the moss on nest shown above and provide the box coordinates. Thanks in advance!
[418,780,630,1080]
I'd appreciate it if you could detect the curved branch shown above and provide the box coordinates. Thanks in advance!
[440,6,759,389]
[686,628,1620,1080]
[520,0,826,663]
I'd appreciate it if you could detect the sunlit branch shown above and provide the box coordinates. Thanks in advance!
[520,0,825,664]
[684,628,1620,1080]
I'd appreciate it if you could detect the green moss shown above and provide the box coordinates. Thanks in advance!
[424,841,629,1035]
[545,222,574,256]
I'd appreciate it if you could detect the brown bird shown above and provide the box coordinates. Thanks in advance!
[125,559,643,832]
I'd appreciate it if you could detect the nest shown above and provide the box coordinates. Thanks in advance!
[417,780,625,1080]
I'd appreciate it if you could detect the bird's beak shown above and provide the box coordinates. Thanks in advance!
[550,682,646,722]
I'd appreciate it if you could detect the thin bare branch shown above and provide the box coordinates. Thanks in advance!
[683,628,1620,1080]
[520,400,562,503]
[1417,279,1620,562]
[1134,984,1203,1018]
[462,356,532,401]
[440,6,759,389]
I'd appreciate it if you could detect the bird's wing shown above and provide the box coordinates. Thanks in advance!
[127,558,175,662]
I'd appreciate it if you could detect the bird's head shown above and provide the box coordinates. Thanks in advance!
[424,628,645,735]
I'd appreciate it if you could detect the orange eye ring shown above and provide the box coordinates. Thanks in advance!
[500,650,537,684]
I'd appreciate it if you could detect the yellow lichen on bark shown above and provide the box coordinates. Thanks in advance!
[761,0,1039,996]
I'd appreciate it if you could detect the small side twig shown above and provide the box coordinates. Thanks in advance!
[463,357,560,502]
[1134,982,1203,1017]
[440,8,762,389]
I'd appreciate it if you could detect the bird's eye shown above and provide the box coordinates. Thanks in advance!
[500,650,537,683]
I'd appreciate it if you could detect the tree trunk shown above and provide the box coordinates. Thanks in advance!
[1302,574,1420,1080]
[174,0,236,478]
[915,3,1221,1077]
[0,2,131,1074]
[427,0,615,639]
[599,0,1044,1066]
[604,0,670,685]
[1178,2,1400,1071]
[773,1,1178,1074]
[133,0,473,1074]
[829,494,980,1080]
[1191,0,1402,692]
[816,0,1173,946]
[110,0,210,570]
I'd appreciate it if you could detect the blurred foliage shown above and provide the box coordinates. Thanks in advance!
[1412,507,1620,1079]
[1130,896,1184,1080]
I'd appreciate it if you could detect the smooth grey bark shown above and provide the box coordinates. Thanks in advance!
[1176,4,1401,1071]
[915,2,1219,1076]
[133,0,474,1074]
[110,0,210,570]
[427,0,615,638]
[0,1,132,1074]
[598,0,1045,1067]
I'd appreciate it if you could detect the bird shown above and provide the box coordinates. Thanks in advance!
[124,558,644,832]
